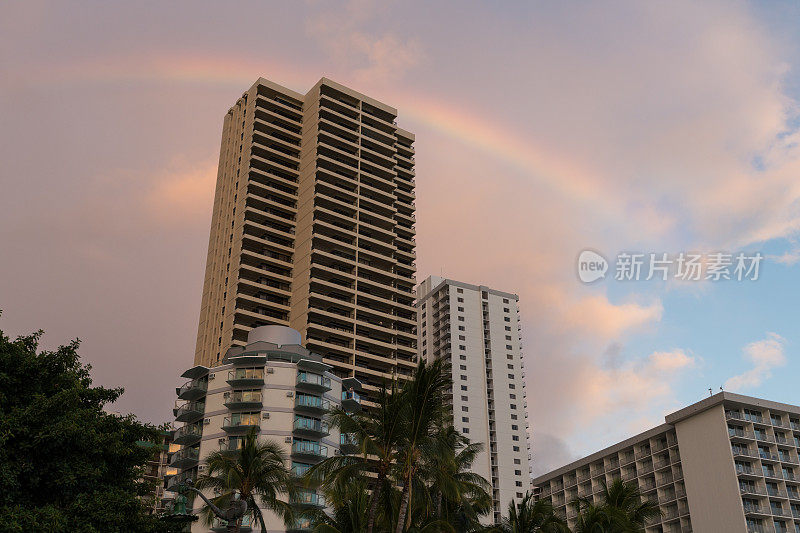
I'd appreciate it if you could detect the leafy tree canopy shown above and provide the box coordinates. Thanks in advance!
[0,319,179,533]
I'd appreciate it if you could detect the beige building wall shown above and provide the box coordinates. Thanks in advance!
[194,77,417,408]
[670,403,746,532]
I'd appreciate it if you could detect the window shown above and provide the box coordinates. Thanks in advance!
[514,458,521,464]
[458,326,465,331]
[515,481,523,487]
[459,335,465,340]
[461,385,468,391]
[506,344,513,349]
[458,316,465,322]
[507,354,514,360]
[482,291,488,299]
[509,384,516,389]
[462,406,469,412]
[463,428,469,434]
[504,317,510,322]
[511,414,518,420]
[504,307,510,313]
[506,335,512,340]
[461,395,468,401]
[460,364,467,370]
[513,435,520,441]
[459,344,466,350]
[510,394,516,400]
[507,364,514,369]
[457,297,464,302]
[460,355,466,360]
[457,288,463,293]
[516,492,523,498]
[503,298,509,303]
[515,470,522,475]
[505,326,511,331]
[510,404,517,410]
[462,417,469,422]
[513,446,520,452]
[458,306,464,312]
[460,375,467,381]
[512,424,518,430]
[508,374,515,379]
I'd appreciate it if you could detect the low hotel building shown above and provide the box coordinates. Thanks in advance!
[533,392,800,533]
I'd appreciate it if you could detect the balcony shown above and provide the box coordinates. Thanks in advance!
[173,424,202,445]
[295,394,331,414]
[297,372,332,392]
[173,401,205,423]
[227,368,265,387]
[169,446,199,469]
[222,413,261,432]
[225,390,263,409]
[293,490,326,508]
[293,416,329,437]
[291,440,328,460]
[176,379,208,401]
[342,390,362,411]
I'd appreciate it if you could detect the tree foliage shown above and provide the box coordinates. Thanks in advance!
[0,321,178,533]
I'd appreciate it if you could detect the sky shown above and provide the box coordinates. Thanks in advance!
[1,0,800,476]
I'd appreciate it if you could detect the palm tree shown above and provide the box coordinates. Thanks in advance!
[488,492,568,533]
[573,478,660,533]
[305,379,406,533]
[310,477,372,533]
[417,426,492,531]
[195,429,297,532]
[394,359,452,533]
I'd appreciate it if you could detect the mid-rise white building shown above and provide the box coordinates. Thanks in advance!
[416,276,531,523]
[167,325,362,532]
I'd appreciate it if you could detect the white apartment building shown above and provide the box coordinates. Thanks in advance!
[416,276,531,523]
[167,325,362,532]
[533,392,800,533]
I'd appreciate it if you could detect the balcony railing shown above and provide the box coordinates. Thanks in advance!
[174,401,205,422]
[223,414,261,431]
[297,372,332,391]
[293,490,326,507]
[293,416,329,436]
[169,446,199,468]
[177,379,208,401]
[295,394,331,412]
[225,390,263,408]
[173,424,203,445]
[227,368,265,386]
[291,440,328,458]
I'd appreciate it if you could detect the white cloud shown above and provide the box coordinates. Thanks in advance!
[725,333,787,391]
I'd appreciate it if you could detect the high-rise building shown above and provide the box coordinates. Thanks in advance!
[533,392,800,533]
[168,325,361,532]
[416,276,531,523]
[194,77,418,405]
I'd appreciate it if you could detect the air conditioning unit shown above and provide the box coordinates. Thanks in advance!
[284,436,292,443]
[266,367,274,374]
[209,373,215,380]
[286,391,294,397]
[203,418,211,425]
[223,392,230,398]
[262,412,270,419]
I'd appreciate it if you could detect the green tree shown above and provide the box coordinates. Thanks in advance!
[0,322,179,533]
[394,359,452,533]
[306,379,406,533]
[309,477,372,533]
[486,492,567,533]
[572,479,660,533]
[195,429,297,532]
[416,426,492,531]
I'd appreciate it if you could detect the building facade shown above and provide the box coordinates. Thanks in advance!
[194,77,418,407]
[416,276,531,523]
[168,325,361,532]
[533,392,800,533]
